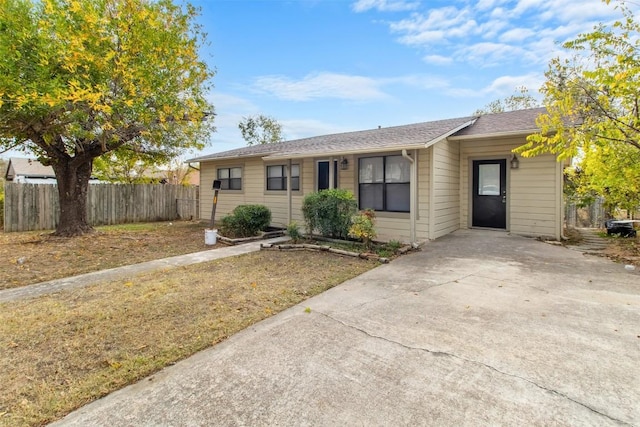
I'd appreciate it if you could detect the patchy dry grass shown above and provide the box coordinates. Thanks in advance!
[603,234,640,266]
[0,250,378,426]
[0,221,219,290]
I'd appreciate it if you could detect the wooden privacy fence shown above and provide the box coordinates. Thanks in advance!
[4,183,199,232]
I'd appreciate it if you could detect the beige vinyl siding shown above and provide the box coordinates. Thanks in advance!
[415,148,430,241]
[200,157,295,228]
[338,154,356,194]
[375,216,411,243]
[431,141,460,239]
[353,151,419,244]
[200,157,351,230]
[509,154,559,237]
[459,137,560,239]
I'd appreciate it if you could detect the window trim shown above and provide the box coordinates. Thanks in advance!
[358,155,410,213]
[216,166,243,192]
[265,163,300,192]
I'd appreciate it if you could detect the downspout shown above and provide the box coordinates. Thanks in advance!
[402,149,416,243]
[287,159,292,226]
[329,158,335,189]
[557,158,566,241]
[428,146,436,240]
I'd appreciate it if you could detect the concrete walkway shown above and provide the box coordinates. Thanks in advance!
[51,230,640,426]
[567,227,609,254]
[0,236,288,303]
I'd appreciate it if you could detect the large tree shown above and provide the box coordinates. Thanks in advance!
[516,0,640,212]
[0,0,214,236]
[473,87,539,116]
[238,114,283,146]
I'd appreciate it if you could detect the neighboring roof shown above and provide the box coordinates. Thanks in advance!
[187,108,547,163]
[187,116,477,162]
[4,157,55,180]
[450,107,546,139]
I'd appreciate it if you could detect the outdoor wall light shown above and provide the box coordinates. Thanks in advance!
[340,157,349,170]
[510,154,520,169]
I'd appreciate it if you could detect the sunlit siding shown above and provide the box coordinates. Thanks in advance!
[352,151,421,244]
[459,137,560,239]
[414,148,430,241]
[200,158,261,224]
[432,141,460,239]
[509,154,559,237]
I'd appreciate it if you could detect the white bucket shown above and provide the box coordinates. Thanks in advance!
[205,229,218,245]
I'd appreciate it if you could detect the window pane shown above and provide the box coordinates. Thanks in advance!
[359,183,384,210]
[267,177,283,190]
[229,178,242,190]
[230,167,242,179]
[386,183,410,212]
[385,156,410,183]
[291,164,299,178]
[318,161,329,190]
[219,179,229,190]
[359,157,384,183]
[291,177,299,191]
[478,164,500,195]
[267,166,283,178]
[217,168,229,179]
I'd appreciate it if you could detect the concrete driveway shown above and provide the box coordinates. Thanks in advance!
[53,230,640,426]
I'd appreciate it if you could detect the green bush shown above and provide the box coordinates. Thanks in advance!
[301,189,357,239]
[287,221,302,243]
[220,204,271,238]
[349,209,377,250]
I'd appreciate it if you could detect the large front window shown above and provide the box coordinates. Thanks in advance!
[266,164,299,191]
[358,155,410,212]
[217,167,242,190]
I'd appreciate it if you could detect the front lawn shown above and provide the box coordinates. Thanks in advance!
[0,250,378,426]
[0,221,217,290]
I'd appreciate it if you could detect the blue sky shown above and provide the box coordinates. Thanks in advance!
[189,0,625,157]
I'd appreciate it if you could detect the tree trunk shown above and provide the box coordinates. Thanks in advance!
[52,157,94,236]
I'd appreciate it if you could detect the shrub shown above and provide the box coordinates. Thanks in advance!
[349,209,377,250]
[219,204,271,238]
[301,189,357,239]
[287,221,302,243]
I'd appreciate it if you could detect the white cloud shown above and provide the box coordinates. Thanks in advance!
[482,73,545,96]
[375,0,630,69]
[252,72,389,102]
[352,0,420,13]
[499,28,535,43]
[387,74,451,90]
[423,54,453,65]
[445,73,544,99]
[281,119,351,141]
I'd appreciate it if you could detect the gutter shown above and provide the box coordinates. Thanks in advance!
[261,144,430,162]
[447,128,539,141]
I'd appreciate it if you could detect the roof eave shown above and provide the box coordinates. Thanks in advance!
[424,119,477,148]
[261,143,432,161]
[448,128,540,141]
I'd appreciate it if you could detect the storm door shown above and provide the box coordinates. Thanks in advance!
[472,159,506,228]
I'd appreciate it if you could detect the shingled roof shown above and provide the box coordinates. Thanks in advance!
[188,108,546,162]
[451,107,545,138]
[188,116,477,162]
[4,157,55,180]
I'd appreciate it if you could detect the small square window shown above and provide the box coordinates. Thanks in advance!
[267,164,299,191]
[217,167,242,190]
